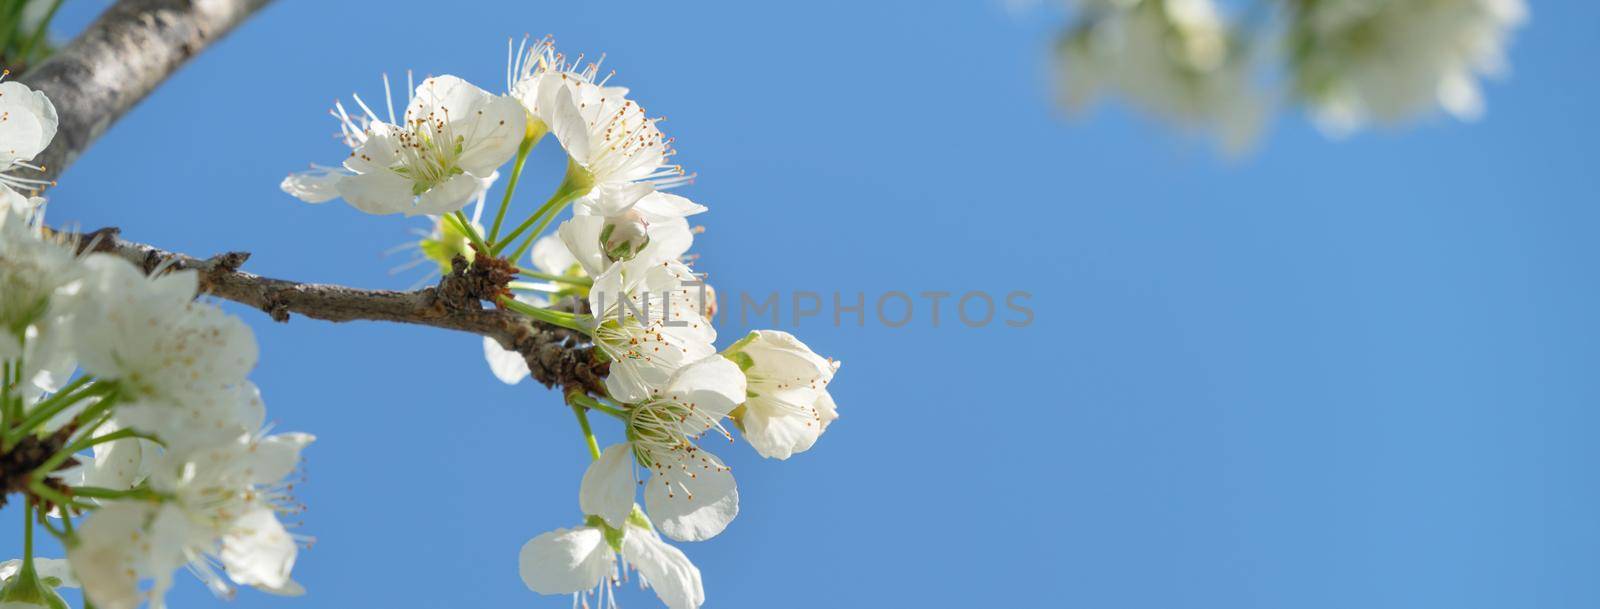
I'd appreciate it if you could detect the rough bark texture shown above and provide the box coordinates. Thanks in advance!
[66,228,609,395]
[18,0,276,188]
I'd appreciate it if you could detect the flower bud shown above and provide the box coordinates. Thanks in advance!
[599,210,651,262]
[419,215,478,273]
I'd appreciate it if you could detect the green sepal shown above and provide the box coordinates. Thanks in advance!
[0,561,71,609]
[584,515,627,553]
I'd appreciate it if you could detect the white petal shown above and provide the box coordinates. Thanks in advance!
[644,449,738,542]
[530,234,580,277]
[412,173,482,216]
[482,336,530,385]
[336,170,414,215]
[739,330,834,381]
[580,444,637,529]
[0,81,58,164]
[622,529,705,609]
[257,578,306,597]
[70,503,166,609]
[1438,70,1485,121]
[80,420,148,490]
[665,356,746,422]
[574,183,654,218]
[604,363,659,407]
[456,94,529,175]
[549,86,593,166]
[249,432,314,485]
[557,216,610,277]
[741,397,822,460]
[0,557,77,588]
[518,527,614,595]
[279,168,345,204]
[814,388,839,431]
[220,508,298,590]
[632,191,707,221]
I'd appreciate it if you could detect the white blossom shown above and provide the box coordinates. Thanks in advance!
[283,75,524,216]
[589,260,716,404]
[1058,0,1263,152]
[512,40,687,204]
[518,517,704,609]
[0,78,58,196]
[0,196,79,395]
[71,430,313,609]
[724,331,841,460]
[559,190,704,277]
[582,356,745,541]
[1292,0,1528,133]
[64,255,261,449]
[522,464,705,609]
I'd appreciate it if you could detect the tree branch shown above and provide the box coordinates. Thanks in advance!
[19,0,611,397]
[68,227,609,395]
[18,0,276,188]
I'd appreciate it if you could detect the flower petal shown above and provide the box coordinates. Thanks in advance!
[249,432,314,486]
[666,356,746,422]
[622,528,705,609]
[482,336,530,385]
[518,527,613,595]
[456,94,528,175]
[644,449,738,542]
[220,507,298,590]
[580,443,637,529]
[337,170,414,215]
[412,173,482,217]
[280,167,346,204]
[557,216,610,277]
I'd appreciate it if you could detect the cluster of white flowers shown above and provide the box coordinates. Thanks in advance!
[1053,0,1529,148]
[282,37,843,609]
[1058,0,1263,153]
[1289,0,1528,134]
[0,81,312,609]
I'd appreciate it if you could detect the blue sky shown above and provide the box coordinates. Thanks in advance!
[5,1,1598,608]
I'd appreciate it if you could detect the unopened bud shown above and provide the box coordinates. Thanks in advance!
[419,216,478,273]
[599,210,651,262]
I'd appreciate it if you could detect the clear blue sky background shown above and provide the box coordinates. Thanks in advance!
[4,1,1597,608]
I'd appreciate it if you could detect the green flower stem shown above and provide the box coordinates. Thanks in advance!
[5,376,102,445]
[1,360,14,437]
[449,211,491,260]
[21,496,33,570]
[488,127,544,243]
[38,511,64,539]
[568,398,604,461]
[68,486,159,501]
[516,267,593,287]
[497,296,592,333]
[506,204,566,265]
[568,393,629,421]
[493,158,593,257]
[27,480,88,512]
[29,392,122,473]
[29,409,113,480]
[67,427,160,453]
[494,192,565,256]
